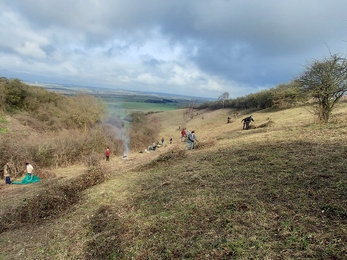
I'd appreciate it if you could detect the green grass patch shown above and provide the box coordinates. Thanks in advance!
[0,116,8,123]
[107,101,180,118]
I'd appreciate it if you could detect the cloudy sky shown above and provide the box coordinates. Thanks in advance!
[0,0,346,98]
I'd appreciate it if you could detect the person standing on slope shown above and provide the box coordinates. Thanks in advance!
[105,148,110,161]
[241,115,254,130]
[186,130,199,150]
[4,162,11,184]
[181,128,187,142]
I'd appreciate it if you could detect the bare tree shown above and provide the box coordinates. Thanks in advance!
[218,92,229,108]
[296,54,347,123]
[183,100,197,121]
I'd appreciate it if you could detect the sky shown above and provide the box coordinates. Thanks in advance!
[0,1,346,99]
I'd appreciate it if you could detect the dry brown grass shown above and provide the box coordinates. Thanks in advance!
[0,164,111,234]
[1,103,347,259]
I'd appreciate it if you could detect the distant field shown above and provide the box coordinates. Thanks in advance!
[106,101,181,118]
[99,94,193,119]
[107,101,179,112]
[37,83,209,119]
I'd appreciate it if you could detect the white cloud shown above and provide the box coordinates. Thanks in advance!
[14,41,47,59]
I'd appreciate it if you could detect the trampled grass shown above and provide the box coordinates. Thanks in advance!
[1,104,347,259]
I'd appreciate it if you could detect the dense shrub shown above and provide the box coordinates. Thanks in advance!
[0,77,123,176]
[0,78,29,111]
[128,111,160,151]
[198,81,306,111]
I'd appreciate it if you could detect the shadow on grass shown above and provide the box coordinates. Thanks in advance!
[89,139,347,259]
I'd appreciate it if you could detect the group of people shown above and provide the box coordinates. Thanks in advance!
[3,162,40,184]
[147,137,169,152]
[148,141,160,151]
[142,128,199,153]
[181,127,199,150]
[104,114,253,160]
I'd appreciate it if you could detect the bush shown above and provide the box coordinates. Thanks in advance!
[128,112,160,151]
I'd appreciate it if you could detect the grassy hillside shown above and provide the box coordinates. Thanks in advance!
[1,103,347,259]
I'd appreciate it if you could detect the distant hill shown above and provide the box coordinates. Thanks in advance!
[24,81,215,104]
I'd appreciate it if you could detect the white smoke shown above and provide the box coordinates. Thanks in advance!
[106,114,130,156]
[119,128,130,156]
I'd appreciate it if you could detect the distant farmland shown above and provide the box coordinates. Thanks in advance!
[94,92,210,119]
[34,83,211,119]
[105,100,181,119]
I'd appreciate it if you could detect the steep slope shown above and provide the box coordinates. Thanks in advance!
[1,104,347,259]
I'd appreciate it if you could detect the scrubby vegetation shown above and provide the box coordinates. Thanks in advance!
[199,81,306,111]
[0,77,160,178]
[0,163,111,234]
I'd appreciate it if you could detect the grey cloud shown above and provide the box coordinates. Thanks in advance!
[143,58,165,67]
[1,0,347,98]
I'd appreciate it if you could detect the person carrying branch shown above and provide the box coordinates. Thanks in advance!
[241,115,254,130]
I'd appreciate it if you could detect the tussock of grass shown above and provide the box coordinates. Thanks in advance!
[256,119,275,128]
[137,146,187,170]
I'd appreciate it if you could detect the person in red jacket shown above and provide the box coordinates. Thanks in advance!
[105,148,110,161]
[181,128,187,142]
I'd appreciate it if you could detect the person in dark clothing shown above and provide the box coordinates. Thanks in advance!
[241,115,254,130]
[152,142,157,150]
[4,162,11,184]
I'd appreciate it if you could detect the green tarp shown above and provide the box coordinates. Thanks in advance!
[12,174,41,184]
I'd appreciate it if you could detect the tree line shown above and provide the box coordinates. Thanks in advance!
[199,82,305,111]
[200,53,347,123]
